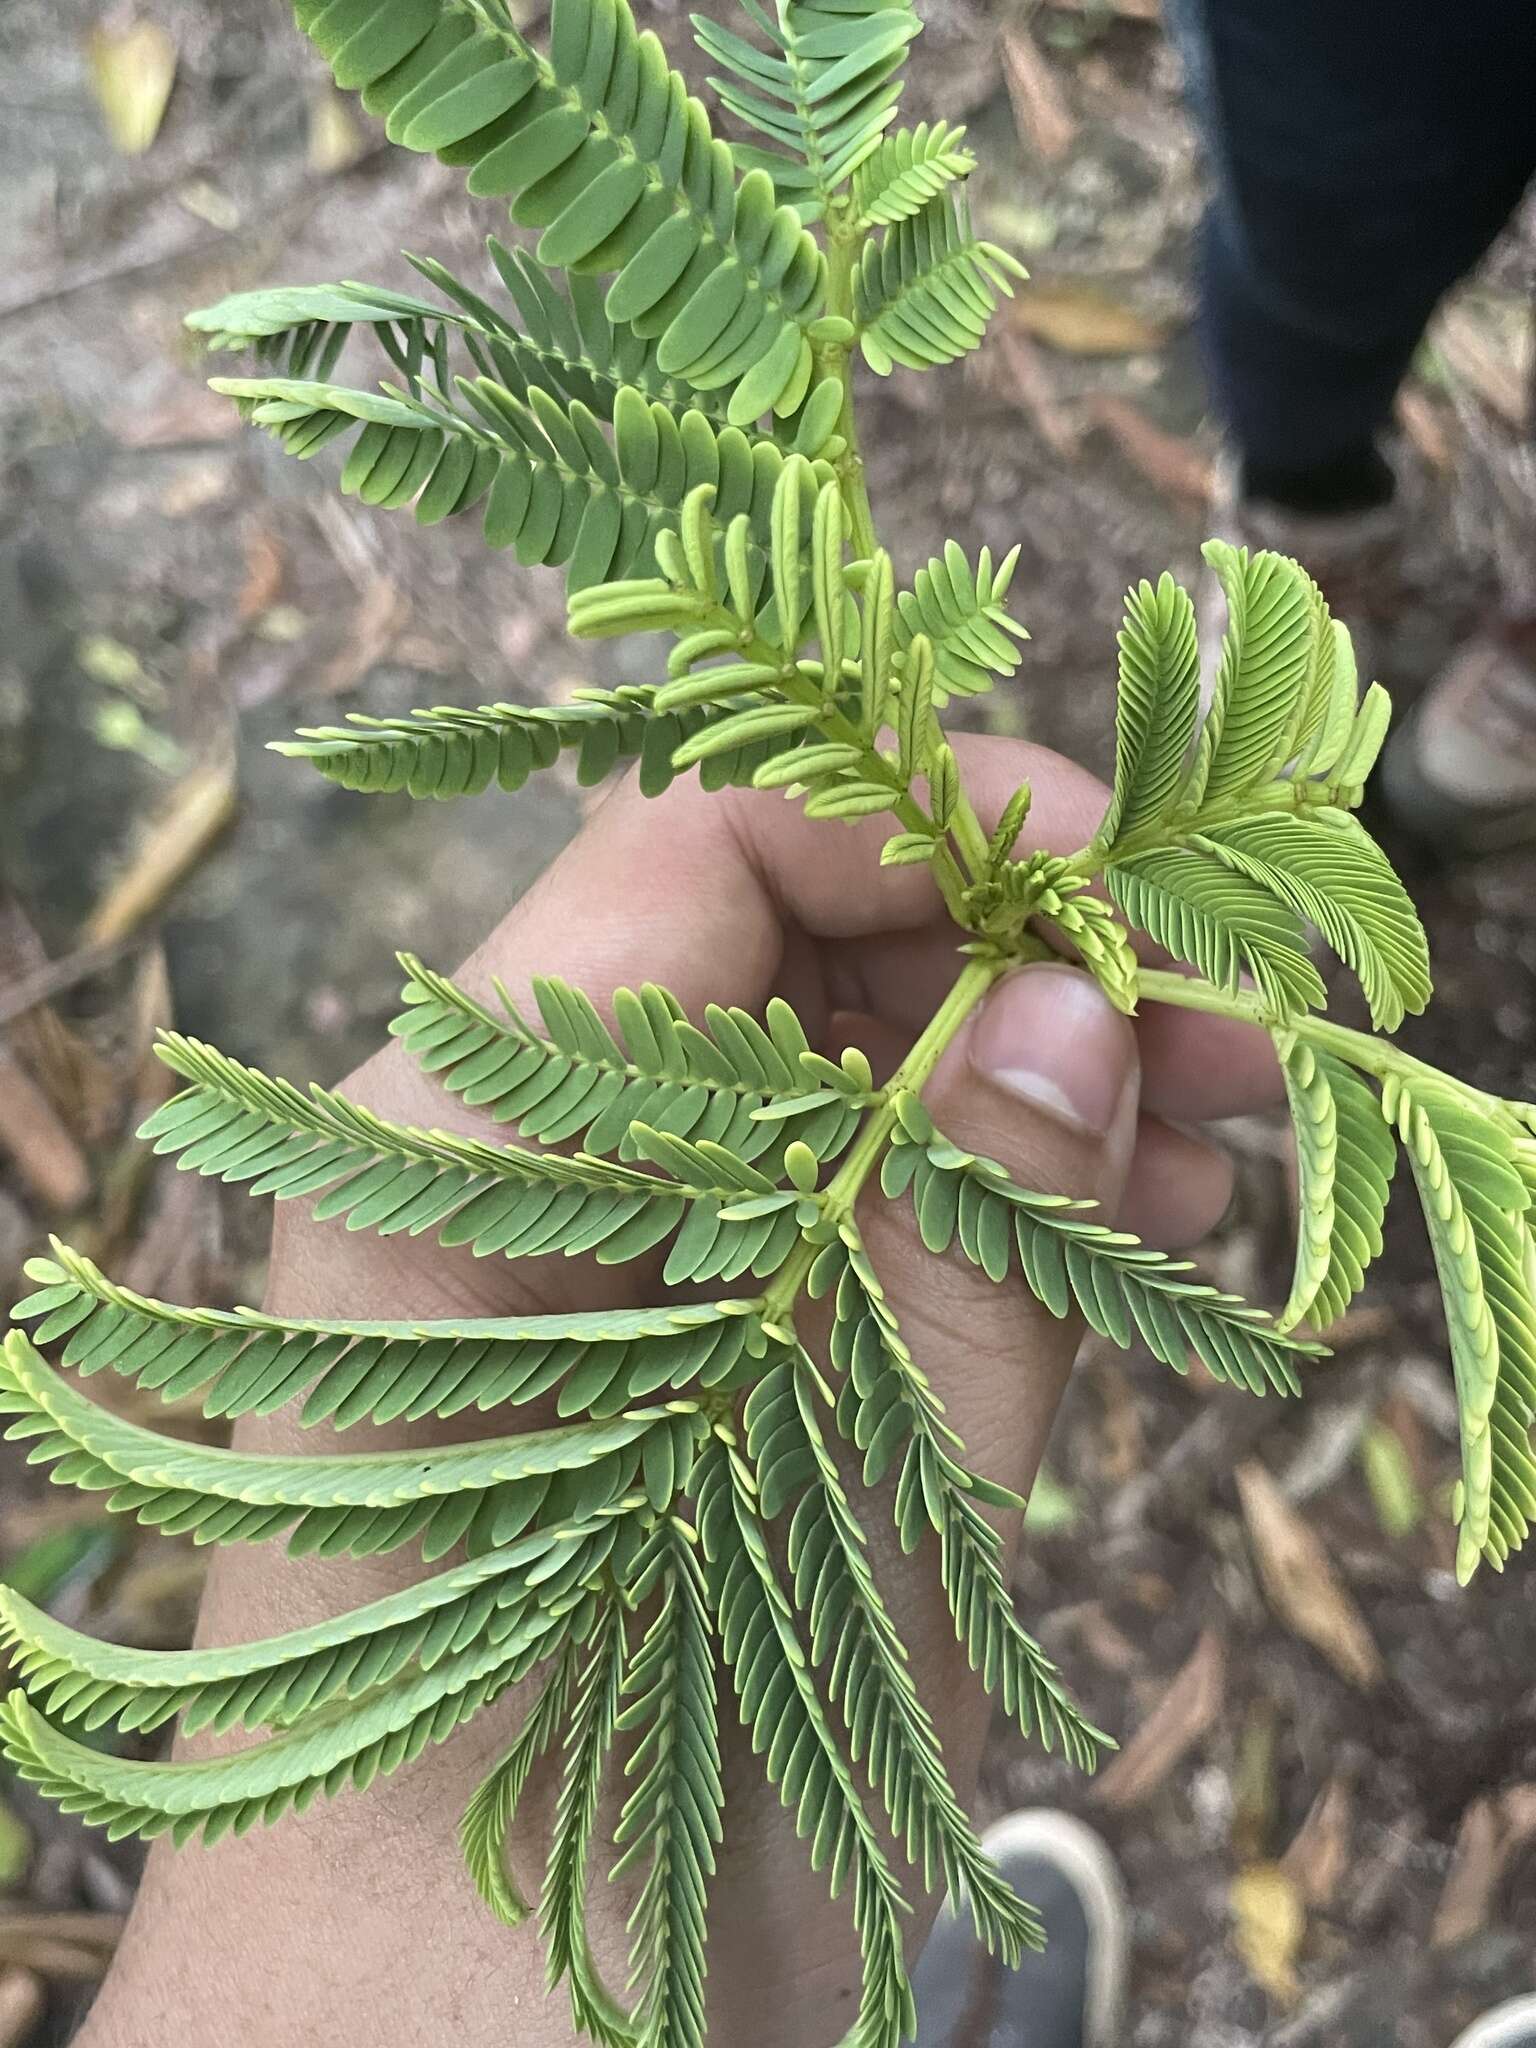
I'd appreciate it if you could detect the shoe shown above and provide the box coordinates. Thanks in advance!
[912,1810,1129,2048]
[1379,623,1536,854]
[1448,1995,1536,2048]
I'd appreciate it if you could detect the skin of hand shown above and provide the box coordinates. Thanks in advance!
[77,734,1280,2048]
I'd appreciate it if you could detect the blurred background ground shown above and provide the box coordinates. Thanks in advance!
[1,2,1535,2043]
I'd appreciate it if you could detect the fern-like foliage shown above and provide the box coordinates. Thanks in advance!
[893,541,1028,703]
[299,0,825,419]
[6,4,1535,2043]
[1094,549,1431,1029]
[855,195,1026,374]
[187,245,723,427]
[694,0,920,220]
[853,121,975,229]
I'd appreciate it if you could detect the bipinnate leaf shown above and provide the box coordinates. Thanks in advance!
[694,0,921,219]
[290,0,824,425]
[3,4,1530,2040]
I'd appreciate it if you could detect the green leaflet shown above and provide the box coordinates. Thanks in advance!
[1190,542,1316,804]
[293,0,824,424]
[390,955,864,1170]
[1098,572,1200,850]
[186,251,723,431]
[0,1620,552,1846]
[272,684,829,801]
[695,0,919,220]
[747,1353,1043,1961]
[883,1129,1319,1397]
[135,1029,741,1269]
[1385,1081,1536,1583]
[696,1437,915,2048]
[212,372,823,594]
[1105,848,1326,1019]
[853,120,975,229]
[0,1329,694,1560]
[0,1542,552,1738]
[1196,813,1432,1031]
[570,463,918,829]
[11,1243,763,1427]
[541,1602,634,2046]
[612,1522,724,2048]
[817,1229,1109,1772]
[461,1641,580,1927]
[892,542,1028,703]
[1275,1042,1395,1332]
[143,1021,807,1291]
[274,688,687,800]
[855,194,1025,374]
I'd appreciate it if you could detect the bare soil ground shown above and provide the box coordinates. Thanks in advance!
[2,4,1535,2044]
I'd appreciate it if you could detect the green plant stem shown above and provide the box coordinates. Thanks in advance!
[762,954,1001,1328]
[1135,967,1509,1117]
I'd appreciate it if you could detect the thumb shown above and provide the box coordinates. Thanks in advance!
[861,962,1142,1509]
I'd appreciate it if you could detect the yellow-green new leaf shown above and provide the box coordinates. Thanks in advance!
[1098,572,1200,850]
[1385,1082,1536,1583]
[1190,544,1315,805]
[1197,813,1431,1031]
[1276,1043,1395,1331]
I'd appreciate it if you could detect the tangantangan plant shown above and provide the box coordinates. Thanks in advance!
[5,2,1535,2044]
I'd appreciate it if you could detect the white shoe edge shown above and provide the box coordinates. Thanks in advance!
[979,1809,1130,2048]
[1449,1995,1536,2048]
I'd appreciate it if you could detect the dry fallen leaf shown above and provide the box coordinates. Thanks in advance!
[86,19,177,157]
[999,24,1075,164]
[1281,1775,1354,1910]
[1235,1460,1383,1689]
[237,531,287,622]
[309,84,370,174]
[0,1053,91,1211]
[111,386,241,451]
[1011,282,1170,357]
[0,1912,125,1980]
[1089,395,1215,503]
[1435,296,1532,426]
[979,326,1082,460]
[1396,386,1457,473]
[1359,1417,1424,1540]
[1432,1786,1536,1949]
[1093,1629,1224,1809]
[1231,1700,1278,1864]
[83,761,238,949]
[1061,1601,1144,1675]
[1048,0,1159,16]
[1231,1862,1304,2005]
[317,576,409,695]
[0,1800,28,1890]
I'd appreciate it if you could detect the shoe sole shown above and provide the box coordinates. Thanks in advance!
[980,1810,1130,2048]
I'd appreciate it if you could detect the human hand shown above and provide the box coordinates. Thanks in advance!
[80,733,1280,2048]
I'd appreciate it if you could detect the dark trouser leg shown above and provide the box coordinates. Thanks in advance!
[1166,0,1536,509]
